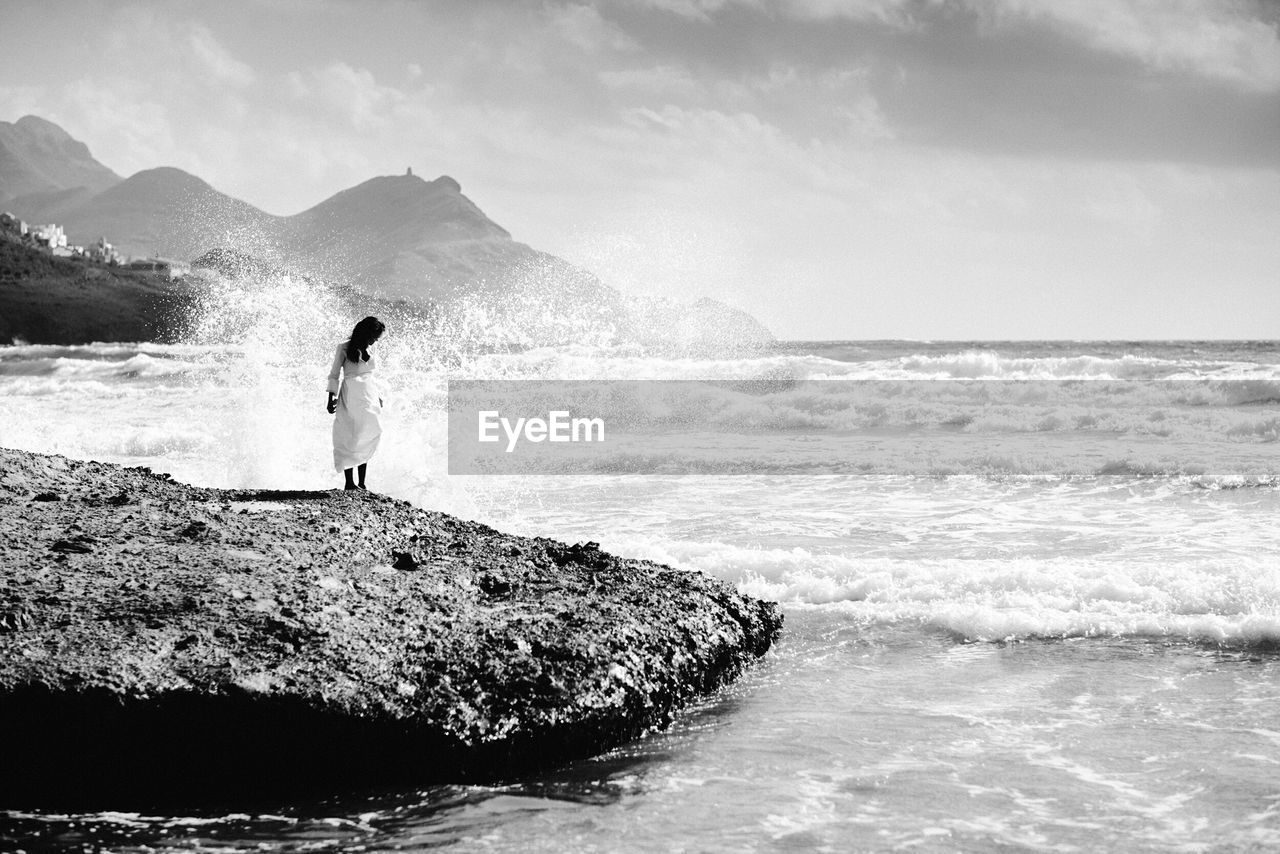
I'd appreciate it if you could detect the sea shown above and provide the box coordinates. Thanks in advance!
[3,275,1280,852]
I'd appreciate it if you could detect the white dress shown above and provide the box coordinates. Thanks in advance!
[327,342,383,471]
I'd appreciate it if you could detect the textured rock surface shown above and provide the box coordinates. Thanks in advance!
[0,448,781,807]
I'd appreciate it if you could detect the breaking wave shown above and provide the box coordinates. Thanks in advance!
[4,266,1280,650]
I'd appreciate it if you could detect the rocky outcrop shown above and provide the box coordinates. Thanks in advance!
[0,448,782,807]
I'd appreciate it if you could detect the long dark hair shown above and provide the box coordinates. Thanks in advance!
[346,316,385,363]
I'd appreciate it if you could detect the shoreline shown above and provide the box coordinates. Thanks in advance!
[0,447,782,808]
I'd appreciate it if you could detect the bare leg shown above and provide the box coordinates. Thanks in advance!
[344,468,357,490]
[357,463,368,490]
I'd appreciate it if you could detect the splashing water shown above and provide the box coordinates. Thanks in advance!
[5,269,1280,851]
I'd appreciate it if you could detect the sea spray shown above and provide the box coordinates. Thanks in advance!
[7,337,1280,851]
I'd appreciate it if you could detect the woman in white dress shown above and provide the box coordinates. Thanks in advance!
[326,316,385,490]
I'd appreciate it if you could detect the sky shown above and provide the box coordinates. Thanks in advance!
[2,0,1278,339]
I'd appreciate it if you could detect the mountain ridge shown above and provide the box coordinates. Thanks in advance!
[8,160,532,303]
[1,115,773,349]
[0,114,121,203]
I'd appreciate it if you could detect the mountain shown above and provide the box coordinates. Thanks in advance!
[6,160,539,300]
[0,115,773,348]
[278,173,531,301]
[0,115,121,204]
[13,166,282,261]
[7,158,612,310]
[3,185,97,224]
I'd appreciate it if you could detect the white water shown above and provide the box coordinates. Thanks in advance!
[4,273,1280,851]
[4,331,1280,646]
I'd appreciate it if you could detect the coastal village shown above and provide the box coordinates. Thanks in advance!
[0,210,189,277]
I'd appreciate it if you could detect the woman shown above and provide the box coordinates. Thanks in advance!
[326,316,385,490]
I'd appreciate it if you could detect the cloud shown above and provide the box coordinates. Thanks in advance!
[747,63,895,141]
[28,10,260,178]
[600,56,894,145]
[0,85,45,121]
[60,78,177,173]
[772,0,918,24]
[985,0,1280,92]
[504,78,1278,336]
[286,63,417,132]
[4,0,1277,337]
[185,22,256,87]
[620,0,916,23]
[3,10,431,209]
[622,0,1280,91]
[107,7,256,89]
[599,64,703,98]
[548,3,640,52]
[619,0,741,22]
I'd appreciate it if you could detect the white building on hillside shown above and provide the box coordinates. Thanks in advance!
[87,237,120,265]
[32,223,67,249]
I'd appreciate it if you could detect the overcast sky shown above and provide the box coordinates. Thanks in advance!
[2,0,1278,339]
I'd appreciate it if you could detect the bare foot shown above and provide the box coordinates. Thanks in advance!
[344,484,359,491]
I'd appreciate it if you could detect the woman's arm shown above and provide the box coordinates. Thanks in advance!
[325,344,345,413]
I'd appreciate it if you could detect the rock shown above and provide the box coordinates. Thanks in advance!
[0,447,782,807]
[0,606,34,633]
[391,550,421,570]
[176,519,214,539]
[48,533,95,553]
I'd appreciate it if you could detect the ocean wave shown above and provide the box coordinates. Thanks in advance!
[0,345,218,380]
[7,340,1280,481]
[881,350,1275,381]
[447,346,1280,383]
[446,376,1280,477]
[616,538,1280,648]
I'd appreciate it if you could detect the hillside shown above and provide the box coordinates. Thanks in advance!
[0,115,120,203]
[0,237,194,344]
[2,185,97,224]
[9,164,632,316]
[7,163,566,305]
[16,166,283,262]
[278,173,531,300]
[0,119,642,311]
[0,115,774,349]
